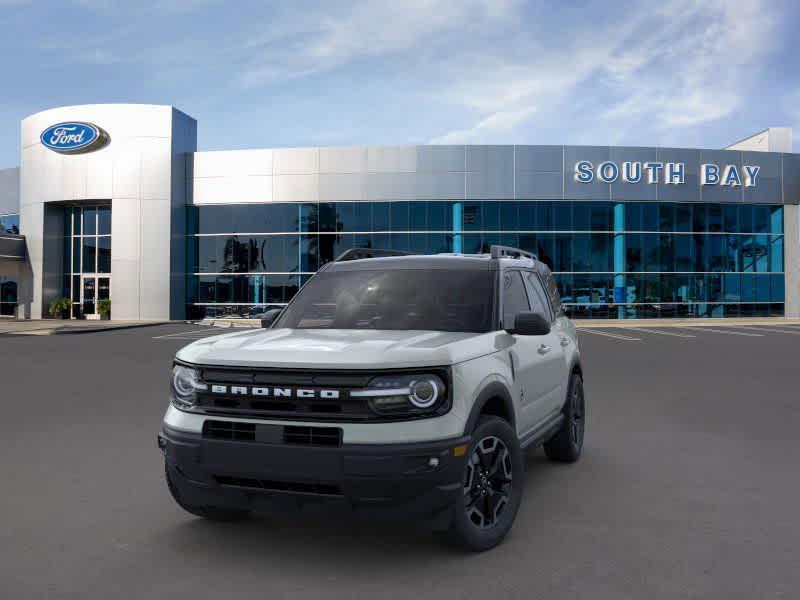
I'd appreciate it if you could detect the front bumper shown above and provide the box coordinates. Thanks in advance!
[160,424,470,521]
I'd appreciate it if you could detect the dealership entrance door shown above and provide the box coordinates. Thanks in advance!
[79,275,110,317]
[64,205,111,319]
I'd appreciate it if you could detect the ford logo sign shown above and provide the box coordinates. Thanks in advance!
[40,122,110,154]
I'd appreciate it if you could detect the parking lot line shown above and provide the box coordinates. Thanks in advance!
[687,327,764,337]
[625,327,696,338]
[152,328,225,340]
[579,329,641,341]
[728,326,800,335]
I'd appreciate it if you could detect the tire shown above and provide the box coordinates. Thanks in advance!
[165,463,250,521]
[543,372,585,463]
[446,416,524,552]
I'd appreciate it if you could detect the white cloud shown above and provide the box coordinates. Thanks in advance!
[428,0,778,144]
[237,0,520,87]
[430,106,536,143]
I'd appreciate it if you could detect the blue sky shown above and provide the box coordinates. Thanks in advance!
[1,0,798,167]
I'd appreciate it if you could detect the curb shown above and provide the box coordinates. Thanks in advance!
[5,321,170,336]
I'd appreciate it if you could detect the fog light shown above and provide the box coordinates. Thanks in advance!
[428,457,440,468]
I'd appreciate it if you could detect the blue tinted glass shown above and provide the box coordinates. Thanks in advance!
[769,236,783,272]
[752,205,770,233]
[659,204,674,232]
[463,202,481,231]
[0,214,20,234]
[755,274,771,302]
[554,202,571,230]
[771,274,785,302]
[675,204,691,232]
[741,275,755,301]
[500,202,518,230]
[691,204,706,232]
[658,234,674,271]
[626,234,642,271]
[537,234,554,270]
[707,204,722,233]
[372,203,390,230]
[482,202,500,230]
[537,202,553,230]
[675,235,692,270]
[83,208,96,236]
[428,202,450,230]
[97,206,111,235]
[390,202,409,231]
[409,203,426,230]
[642,204,658,231]
[722,204,738,232]
[591,234,612,271]
[769,206,783,234]
[554,234,572,272]
[353,203,371,231]
[638,234,654,271]
[573,202,590,230]
[722,273,740,301]
[97,237,111,273]
[572,234,590,271]
[739,205,753,232]
[518,202,536,230]
[625,203,642,231]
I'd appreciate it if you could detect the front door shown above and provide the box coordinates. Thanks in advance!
[501,270,565,435]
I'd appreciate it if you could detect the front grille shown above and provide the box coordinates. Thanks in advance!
[283,425,342,447]
[202,420,342,447]
[190,365,452,422]
[203,420,256,441]
[214,475,341,496]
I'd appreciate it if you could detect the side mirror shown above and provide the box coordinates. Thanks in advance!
[260,308,282,328]
[507,312,551,336]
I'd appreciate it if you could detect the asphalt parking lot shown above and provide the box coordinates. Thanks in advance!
[1,322,799,599]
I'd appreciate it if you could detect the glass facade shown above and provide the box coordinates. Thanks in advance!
[0,213,19,234]
[62,206,111,318]
[186,200,785,319]
[0,275,16,316]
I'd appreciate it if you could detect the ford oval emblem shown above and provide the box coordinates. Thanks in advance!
[40,122,110,154]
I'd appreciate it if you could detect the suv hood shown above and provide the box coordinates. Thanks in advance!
[176,328,498,369]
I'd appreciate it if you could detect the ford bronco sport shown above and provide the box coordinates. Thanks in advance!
[159,245,585,551]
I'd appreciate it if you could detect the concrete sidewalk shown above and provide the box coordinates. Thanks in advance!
[0,319,169,335]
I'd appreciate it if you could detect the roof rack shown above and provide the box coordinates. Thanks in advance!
[489,245,537,261]
[334,248,416,262]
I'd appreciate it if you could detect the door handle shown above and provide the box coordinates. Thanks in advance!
[538,344,552,355]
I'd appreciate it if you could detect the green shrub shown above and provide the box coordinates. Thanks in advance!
[98,299,111,316]
[48,297,72,317]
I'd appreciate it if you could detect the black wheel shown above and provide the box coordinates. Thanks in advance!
[446,416,524,552]
[543,372,585,462]
[165,463,250,521]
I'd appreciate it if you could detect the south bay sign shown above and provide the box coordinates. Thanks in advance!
[574,160,760,187]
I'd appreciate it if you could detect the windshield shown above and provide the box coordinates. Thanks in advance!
[274,268,495,333]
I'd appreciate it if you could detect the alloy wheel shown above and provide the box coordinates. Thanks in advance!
[463,436,513,529]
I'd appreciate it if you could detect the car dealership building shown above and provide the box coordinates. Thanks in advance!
[0,103,798,321]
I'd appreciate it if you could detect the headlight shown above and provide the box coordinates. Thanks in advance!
[352,373,447,416]
[170,364,207,410]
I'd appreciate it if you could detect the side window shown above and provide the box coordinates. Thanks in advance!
[502,271,531,329]
[544,272,563,315]
[524,271,553,322]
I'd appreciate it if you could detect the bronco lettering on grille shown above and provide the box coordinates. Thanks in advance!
[209,385,340,399]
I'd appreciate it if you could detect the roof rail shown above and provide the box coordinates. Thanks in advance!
[334,248,416,262]
[489,245,537,261]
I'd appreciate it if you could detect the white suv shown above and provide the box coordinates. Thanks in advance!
[159,246,585,551]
